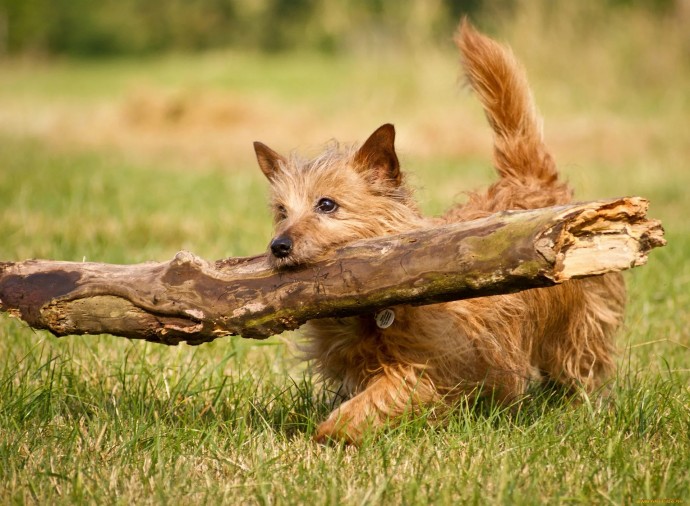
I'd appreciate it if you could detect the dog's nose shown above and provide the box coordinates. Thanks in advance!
[270,236,293,258]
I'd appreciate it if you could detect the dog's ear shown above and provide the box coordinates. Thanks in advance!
[353,124,401,186]
[253,141,287,181]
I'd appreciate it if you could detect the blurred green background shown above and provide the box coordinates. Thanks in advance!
[0,0,680,56]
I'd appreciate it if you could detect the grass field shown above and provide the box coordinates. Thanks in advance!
[1,9,689,505]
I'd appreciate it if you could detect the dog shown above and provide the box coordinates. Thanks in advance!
[252,20,626,444]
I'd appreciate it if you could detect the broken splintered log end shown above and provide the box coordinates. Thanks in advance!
[546,198,666,282]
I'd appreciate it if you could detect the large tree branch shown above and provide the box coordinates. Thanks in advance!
[0,197,665,344]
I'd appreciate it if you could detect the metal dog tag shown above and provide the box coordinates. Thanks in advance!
[375,309,395,329]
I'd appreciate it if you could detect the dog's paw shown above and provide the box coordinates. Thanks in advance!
[313,411,364,446]
[313,425,341,446]
[314,418,352,446]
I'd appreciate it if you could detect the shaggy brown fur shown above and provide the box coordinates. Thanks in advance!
[253,20,625,444]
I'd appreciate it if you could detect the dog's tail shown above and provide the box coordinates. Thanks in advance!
[455,19,561,189]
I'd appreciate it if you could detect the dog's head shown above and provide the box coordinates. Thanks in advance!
[253,124,421,268]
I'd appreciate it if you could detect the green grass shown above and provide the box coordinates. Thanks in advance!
[1,135,688,504]
[0,139,272,263]
[1,17,690,503]
[0,51,357,103]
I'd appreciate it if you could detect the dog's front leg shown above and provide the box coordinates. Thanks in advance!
[314,369,436,445]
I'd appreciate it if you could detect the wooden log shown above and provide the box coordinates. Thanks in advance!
[0,197,665,344]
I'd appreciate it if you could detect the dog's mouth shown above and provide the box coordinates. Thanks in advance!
[268,253,304,270]
[267,240,310,270]
[267,233,331,269]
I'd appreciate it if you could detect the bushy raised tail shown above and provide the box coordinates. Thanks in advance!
[455,19,569,203]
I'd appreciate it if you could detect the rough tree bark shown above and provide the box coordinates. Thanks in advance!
[0,197,665,344]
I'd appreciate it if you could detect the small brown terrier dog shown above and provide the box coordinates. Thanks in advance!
[253,20,625,444]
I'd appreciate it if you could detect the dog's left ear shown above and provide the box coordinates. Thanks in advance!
[353,124,401,186]
[254,141,287,181]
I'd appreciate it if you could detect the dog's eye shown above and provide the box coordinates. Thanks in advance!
[315,198,338,214]
[275,204,287,220]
